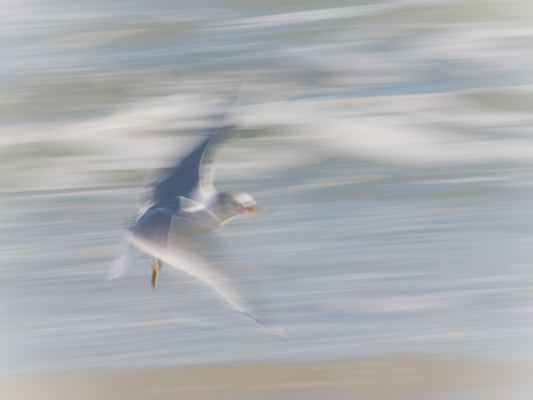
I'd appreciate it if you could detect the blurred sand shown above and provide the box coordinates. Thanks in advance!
[2,355,532,400]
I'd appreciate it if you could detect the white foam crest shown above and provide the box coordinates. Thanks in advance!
[301,119,533,164]
[0,93,216,146]
[235,95,533,165]
[209,0,450,32]
[63,94,217,139]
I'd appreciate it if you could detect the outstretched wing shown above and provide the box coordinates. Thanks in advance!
[143,85,247,208]
[145,129,216,205]
[162,245,283,334]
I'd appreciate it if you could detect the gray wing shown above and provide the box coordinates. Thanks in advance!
[146,125,233,206]
[143,85,247,207]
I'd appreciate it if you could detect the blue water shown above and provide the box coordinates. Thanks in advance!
[1,0,533,376]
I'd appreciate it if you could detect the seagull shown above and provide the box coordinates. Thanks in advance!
[109,120,262,323]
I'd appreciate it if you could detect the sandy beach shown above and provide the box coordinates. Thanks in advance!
[2,355,533,400]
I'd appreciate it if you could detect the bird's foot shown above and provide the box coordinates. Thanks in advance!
[150,259,162,288]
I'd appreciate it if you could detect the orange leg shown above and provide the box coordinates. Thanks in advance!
[150,259,162,288]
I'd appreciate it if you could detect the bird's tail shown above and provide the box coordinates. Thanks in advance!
[107,237,139,280]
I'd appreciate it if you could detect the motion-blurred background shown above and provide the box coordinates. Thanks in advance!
[2,0,533,398]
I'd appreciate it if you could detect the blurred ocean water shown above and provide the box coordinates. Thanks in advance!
[1,0,533,377]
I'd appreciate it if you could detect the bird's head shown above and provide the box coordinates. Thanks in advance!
[210,190,258,223]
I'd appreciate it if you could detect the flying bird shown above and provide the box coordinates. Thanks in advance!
[109,120,262,323]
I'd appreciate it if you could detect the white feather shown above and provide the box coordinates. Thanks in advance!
[107,238,139,281]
